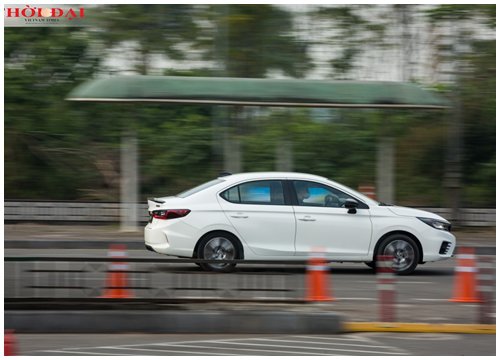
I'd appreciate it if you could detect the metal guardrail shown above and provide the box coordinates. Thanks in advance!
[4,201,496,226]
[4,257,306,302]
[4,201,148,222]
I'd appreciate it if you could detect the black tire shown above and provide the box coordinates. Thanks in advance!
[364,261,375,269]
[376,234,420,275]
[197,232,240,273]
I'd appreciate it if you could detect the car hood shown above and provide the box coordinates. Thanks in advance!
[386,206,449,222]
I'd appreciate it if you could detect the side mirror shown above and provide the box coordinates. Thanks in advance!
[344,198,358,214]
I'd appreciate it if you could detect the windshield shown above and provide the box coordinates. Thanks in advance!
[177,178,225,198]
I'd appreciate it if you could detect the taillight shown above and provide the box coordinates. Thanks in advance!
[150,209,191,220]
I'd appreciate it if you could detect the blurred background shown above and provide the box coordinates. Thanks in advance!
[4,4,495,224]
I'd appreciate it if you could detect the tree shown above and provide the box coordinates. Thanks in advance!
[209,5,311,78]
[312,5,388,79]
[97,5,201,75]
[426,4,496,210]
[4,27,100,199]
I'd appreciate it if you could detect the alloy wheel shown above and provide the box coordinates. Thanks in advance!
[203,237,236,269]
[382,239,416,273]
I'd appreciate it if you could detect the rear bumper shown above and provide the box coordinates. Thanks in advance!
[144,224,171,254]
[144,222,194,257]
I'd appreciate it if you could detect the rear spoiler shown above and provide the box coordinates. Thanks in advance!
[149,198,165,204]
[148,198,166,211]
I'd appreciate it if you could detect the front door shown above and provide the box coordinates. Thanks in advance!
[291,180,372,259]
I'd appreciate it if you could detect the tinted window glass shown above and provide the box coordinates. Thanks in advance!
[293,180,355,208]
[221,180,285,205]
[222,186,240,203]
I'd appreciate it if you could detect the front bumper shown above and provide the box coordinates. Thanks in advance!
[422,230,456,262]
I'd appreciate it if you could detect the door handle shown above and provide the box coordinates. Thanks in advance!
[298,217,316,222]
[230,214,248,219]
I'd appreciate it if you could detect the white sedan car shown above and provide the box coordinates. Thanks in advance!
[145,172,455,274]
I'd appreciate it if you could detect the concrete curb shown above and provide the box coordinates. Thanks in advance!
[6,310,495,335]
[344,322,496,334]
[5,310,345,334]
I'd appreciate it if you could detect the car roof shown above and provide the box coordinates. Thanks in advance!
[219,172,329,182]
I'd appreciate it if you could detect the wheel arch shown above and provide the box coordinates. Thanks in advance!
[373,230,424,264]
[193,230,244,259]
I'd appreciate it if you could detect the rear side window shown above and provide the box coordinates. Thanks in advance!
[221,180,285,205]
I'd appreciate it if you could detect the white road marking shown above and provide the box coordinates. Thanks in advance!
[286,334,412,355]
[254,337,396,348]
[343,333,413,354]
[40,349,133,356]
[149,336,282,347]
[211,339,408,355]
[104,346,239,356]
[35,334,411,356]
[293,335,375,342]
[343,333,394,346]
[146,342,333,356]
[59,336,277,350]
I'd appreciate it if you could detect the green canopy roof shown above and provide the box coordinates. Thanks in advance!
[67,75,449,109]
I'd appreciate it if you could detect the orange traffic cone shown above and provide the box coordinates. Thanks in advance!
[306,250,334,302]
[4,329,17,356]
[100,244,134,299]
[449,247,480,303]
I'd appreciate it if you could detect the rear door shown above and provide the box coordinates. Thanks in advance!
[217,179,296,256]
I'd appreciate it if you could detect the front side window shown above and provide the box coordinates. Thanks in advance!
[221,180,285,205]
[293,180,360,208]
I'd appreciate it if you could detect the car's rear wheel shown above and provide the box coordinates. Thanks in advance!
[377,234,419,275]
[197,232,239,272]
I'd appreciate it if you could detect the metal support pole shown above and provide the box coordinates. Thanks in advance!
[275,140,293,172]
[120,132,139,232]
[376,136,395,204]
[223,135,242,173]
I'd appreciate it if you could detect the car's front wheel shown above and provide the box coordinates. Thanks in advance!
[197,232,240,272]
[377,234,420,275]
[364,261,375,269]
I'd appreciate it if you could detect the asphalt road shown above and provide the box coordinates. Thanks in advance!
[15,333,496,356]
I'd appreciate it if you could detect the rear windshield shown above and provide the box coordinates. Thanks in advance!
[177,178,225,198]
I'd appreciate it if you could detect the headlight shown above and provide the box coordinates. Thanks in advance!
[418,217,451,231]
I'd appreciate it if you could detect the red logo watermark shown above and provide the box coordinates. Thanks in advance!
[5,5,85,24]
